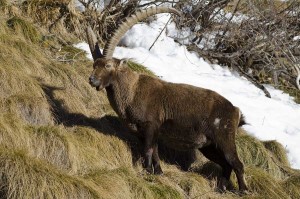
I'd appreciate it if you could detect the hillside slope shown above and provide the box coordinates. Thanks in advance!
[0,5,300,199]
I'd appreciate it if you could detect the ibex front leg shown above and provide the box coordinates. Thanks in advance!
[153,143,163,174]
[141,122,159,174]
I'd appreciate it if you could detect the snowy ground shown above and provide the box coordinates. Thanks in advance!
[75,14,300,169]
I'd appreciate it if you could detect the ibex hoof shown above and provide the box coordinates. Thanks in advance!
[238,189,250,196]
[154,168,163,175]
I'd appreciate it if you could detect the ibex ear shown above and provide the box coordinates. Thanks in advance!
[117,59,129,69]
[86,26,103,61]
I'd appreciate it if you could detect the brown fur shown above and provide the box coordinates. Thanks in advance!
[89,58,248,192]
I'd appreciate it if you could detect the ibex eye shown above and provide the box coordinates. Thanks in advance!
[105,64,112,69]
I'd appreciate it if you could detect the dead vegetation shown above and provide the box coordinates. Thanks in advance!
[173,0,300,101]
[0,1,299,198]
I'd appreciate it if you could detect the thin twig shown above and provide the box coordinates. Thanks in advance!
[149,17,171,51]
[235,65,272,98]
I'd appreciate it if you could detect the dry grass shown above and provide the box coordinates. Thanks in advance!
[6,16,40,43]
[244,167,289,199]
[281,175,300,199]
[127,60,156,77]
[0,8,299,199]
[0,147,100,199]
[236,130,289,180]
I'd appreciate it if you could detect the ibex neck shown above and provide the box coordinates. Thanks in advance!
[105,68,139,118]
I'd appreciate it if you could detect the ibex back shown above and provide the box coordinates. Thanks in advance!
[87,7,248,193]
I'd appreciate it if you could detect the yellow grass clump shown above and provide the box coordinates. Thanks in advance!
[281,175,300,199]
[263,140,290,166]
[235,130,288,180]
[243,167,290,199]
[127,60,156,77]
[0,147,100,199]
[6,16,40,43]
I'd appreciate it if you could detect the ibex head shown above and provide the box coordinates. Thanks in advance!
[89,58,127,90]
[87,7,181,91]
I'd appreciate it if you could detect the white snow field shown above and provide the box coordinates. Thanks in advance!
[75,14,300,169]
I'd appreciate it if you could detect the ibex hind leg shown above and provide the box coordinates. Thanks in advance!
[199,145,233,192]
[216,130,248,193]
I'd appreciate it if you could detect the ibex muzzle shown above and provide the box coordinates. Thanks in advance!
[86,7,248,193]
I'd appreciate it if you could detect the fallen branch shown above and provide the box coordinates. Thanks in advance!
[234,64,271,98]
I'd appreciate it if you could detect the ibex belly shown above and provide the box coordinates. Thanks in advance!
[159,121,211,151]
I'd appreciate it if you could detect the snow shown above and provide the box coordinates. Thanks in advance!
[293,36,300,41]
[74,14,300,169]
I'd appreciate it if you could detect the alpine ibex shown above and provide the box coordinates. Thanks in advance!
[86,7,248,192]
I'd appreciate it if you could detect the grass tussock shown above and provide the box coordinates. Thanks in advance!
[2,93,53,125]
[0,0,7,8]
[0,8,299,199]
[244,167,289,199]
[0,148,100,199]
[22,0,83,41]
[281,175,300,199]
[236,130,290,180]
[163,169,220,198]
[64,126,133,174]
[127,60,156,76]
[263,140,290,167]
[6,16,40,43]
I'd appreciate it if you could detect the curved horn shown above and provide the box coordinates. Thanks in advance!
[86,26,103,61]
[295,63,300,90]
[103,7,181,58]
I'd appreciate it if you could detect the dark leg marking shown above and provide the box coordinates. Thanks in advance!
[141,122,158,174]
[152,143,163,175]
